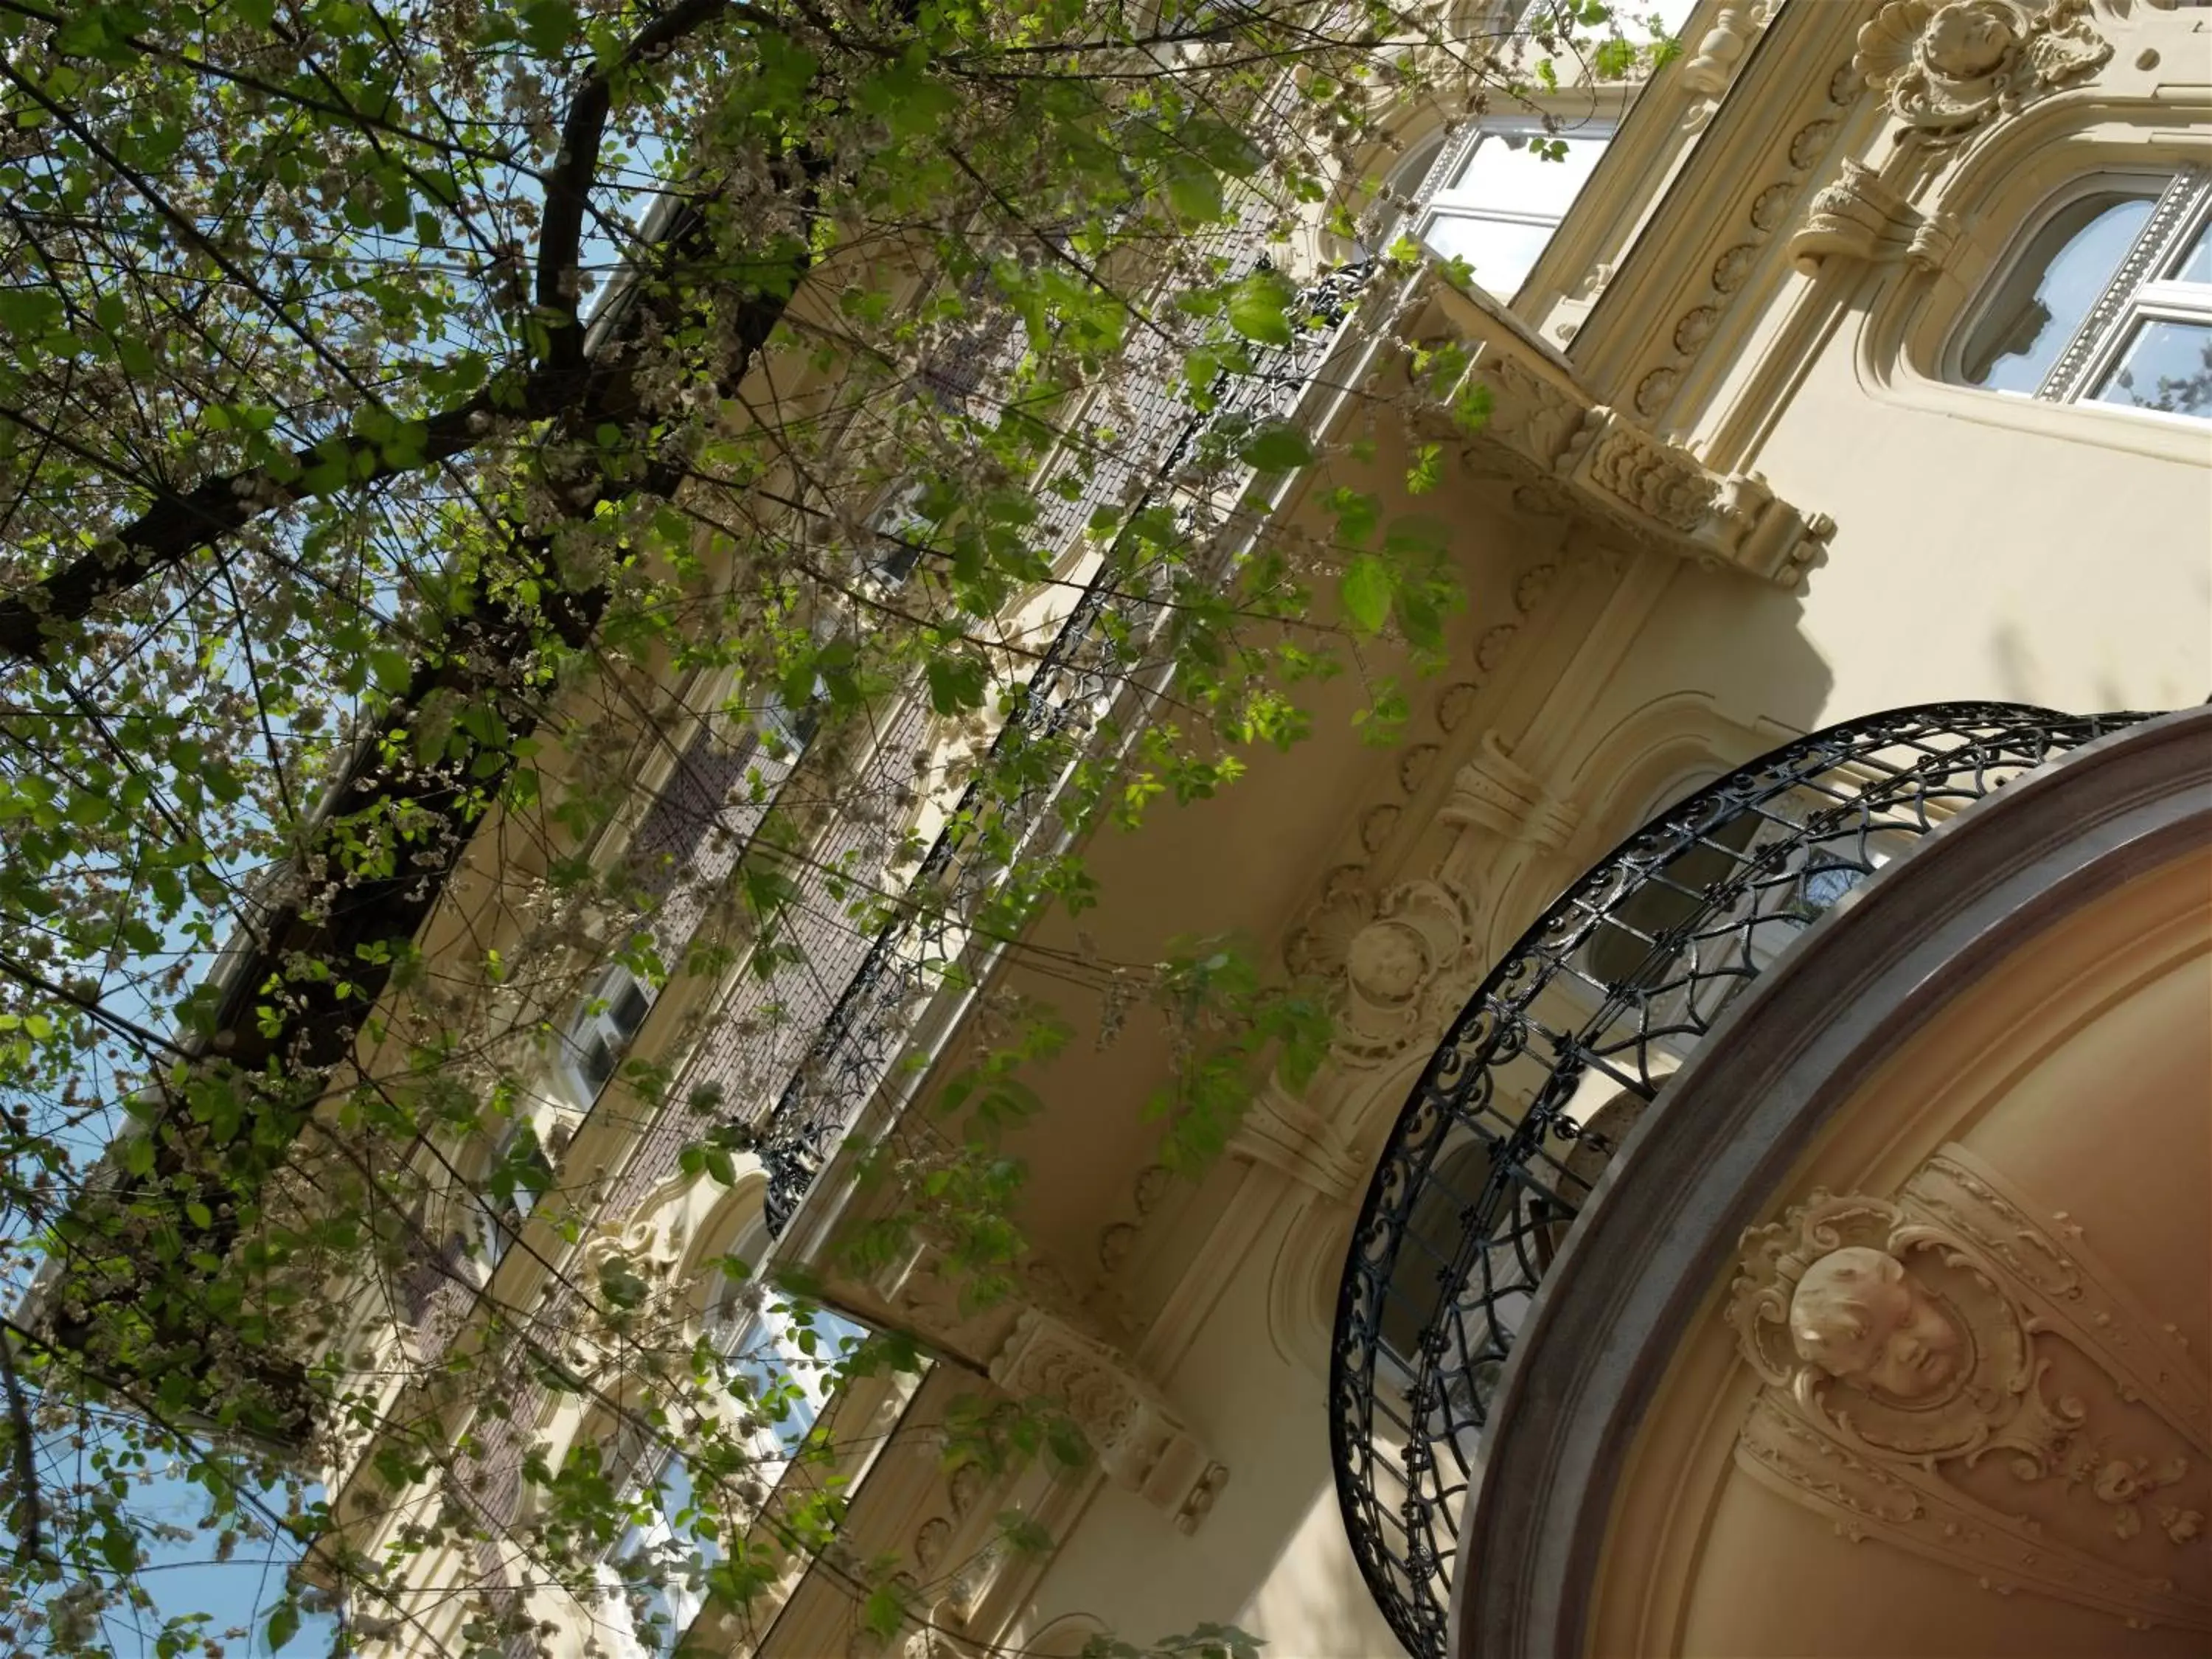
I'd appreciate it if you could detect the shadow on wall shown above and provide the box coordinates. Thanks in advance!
[1018,1197,1413,1659]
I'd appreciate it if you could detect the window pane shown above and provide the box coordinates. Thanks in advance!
[1959,192,2157,392]
[583,1034,618,1091]
[2175,219,2212,285]
[2092,318,2212,419]
[1416,212,1556,299]
[1436,131,1608,222]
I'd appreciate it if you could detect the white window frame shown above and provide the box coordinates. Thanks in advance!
[557,961,654,1109]
[1364,114,1618,301]
[583,1276,861,1655]
[471,1116,553,1276]
[1958,167,2212,423]
[703,1276,855,1470]
[591,1419,707,1659]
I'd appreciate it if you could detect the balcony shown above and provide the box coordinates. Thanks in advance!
[1326,702,2151,1658]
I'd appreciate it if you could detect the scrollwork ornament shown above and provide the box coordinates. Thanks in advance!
[1731,1168,2212,1632]
[1854,0,2112,145]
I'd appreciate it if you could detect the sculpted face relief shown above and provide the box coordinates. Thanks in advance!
[1789,1245,1964,1402]
[1922,2,2015,80]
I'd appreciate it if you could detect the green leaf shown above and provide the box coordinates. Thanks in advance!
[1225,271,1295,347]
[1163,159,1223,223]
[1325,487,1380,548]
[860,1584,905,1641]
[1383,515,1449,559]
[925,652,990,715]
[1238,424,1315,473]
[1339,555,1393,633]
[1182,118,1265,178]
[519,0,578,56]
[265,1599,301,1652]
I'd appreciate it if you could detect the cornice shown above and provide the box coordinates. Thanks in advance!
[1567,0,1877,427]
[1395,276,1838,585]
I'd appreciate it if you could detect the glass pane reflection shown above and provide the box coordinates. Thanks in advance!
[1960,193,2156,392]
[2093,318,2212,419]
[2174,218,2212,285]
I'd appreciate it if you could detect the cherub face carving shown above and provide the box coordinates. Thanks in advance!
[1790,1245,1964,1402]
[1921,2,2017,80]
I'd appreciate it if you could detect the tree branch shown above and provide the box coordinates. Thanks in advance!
[0,392,496,664]
[0,0,743,667]
[0,1333,41,1568]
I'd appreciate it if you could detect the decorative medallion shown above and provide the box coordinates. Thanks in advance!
[1730,1146,2210,1630]
[1853,0,2111,144]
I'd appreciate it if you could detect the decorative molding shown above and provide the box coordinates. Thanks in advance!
[1679,4,1773,135]
[1854,0,2112,147]
[1415,282,1837,586]
[1439,731,1582,855]
[1729,1153,2211,1632]
[1337,879,1484,1069]
[1227,1077,1366,1201]
[987,1307,1220,1531]
[1788,159,1959,274]
[1624,71,1858,427]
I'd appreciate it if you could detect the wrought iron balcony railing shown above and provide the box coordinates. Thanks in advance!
[752,260,1377,1231]
[1328,702,2145,1658]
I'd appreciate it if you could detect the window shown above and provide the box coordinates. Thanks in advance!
[473,1119,553,1274]
[560,963,653,1107]
[591,1419,708,1659]
[704,1272,863,1466]
[1958,170,2212,422]
[1371,119,1614,300]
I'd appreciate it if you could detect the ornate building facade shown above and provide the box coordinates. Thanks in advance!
[325,2,2211,1655]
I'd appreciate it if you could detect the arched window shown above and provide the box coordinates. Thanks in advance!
[581,1413,708,1659]
[703,1265,863,1465]
[470,1117,553,1276]
[1369,119,1615,301]
[1956,169,2212,422]
[576,1263,866,1657]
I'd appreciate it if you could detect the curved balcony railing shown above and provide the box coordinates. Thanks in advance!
[1328,701,2145,1658]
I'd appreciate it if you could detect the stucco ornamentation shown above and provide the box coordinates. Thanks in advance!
[1580,423,1720,532]
[1419,287,1835,585]
[1439,731,1581,853]
[1679,4,1770,133]
[1853,0,2111,144]
[1630,100,1848,421]
[987,1307,1218,1528]
[1730,1148,2212,1630]
[1788,159,1935,274]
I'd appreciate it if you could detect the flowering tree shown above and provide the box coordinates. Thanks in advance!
[0,0,1669,1652]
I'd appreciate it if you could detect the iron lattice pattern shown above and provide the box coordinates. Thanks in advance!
[754,259,1377,1229]
[1329,701,2145,1658]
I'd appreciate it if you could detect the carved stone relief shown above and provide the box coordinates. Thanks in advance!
[1854,0,2112,145]
[1679,4,1772,134]
[1223,1078,1366,1203]
[1439,731,1582,857]
[987,1307,1222,1531]
[1630,72,1857,425]
[1337,879,1483,1068]
[1408,285,1837,585]
[1788,159,1960,275]
[1730,1146,2210,1631]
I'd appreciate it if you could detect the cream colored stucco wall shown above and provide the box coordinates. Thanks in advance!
[981,14,2212,1659]
[1011,1177,1403,1658]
